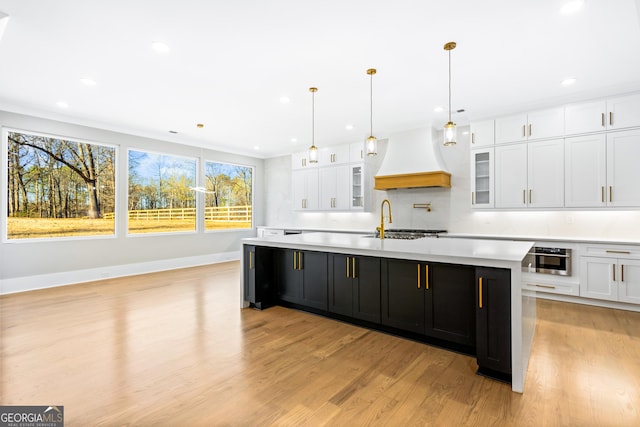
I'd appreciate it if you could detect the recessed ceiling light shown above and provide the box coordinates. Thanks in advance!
[280,96,290,104]
[562,77,577,85]
[560,0,584,14]
[80,78,96,86]
[462,131,470,135]
[291,138,297,143]
[152,41,170,53]
[56,101,68,108]
[433,106,444,113]
[345,124,354,130]
[253,146,260,150]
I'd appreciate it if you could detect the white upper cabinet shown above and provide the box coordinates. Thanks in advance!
[292,168,319,211]
[494,107,564,144]
[292,151,318,170]
[319,144,350,165]
[319,165,350,210]
[607,129,640,207]
[349,142,365,162]
[495,139,564,208]
[564,93,640,135]
[565,134,607,207]
[470,148,494,208]
[470,120,494,147]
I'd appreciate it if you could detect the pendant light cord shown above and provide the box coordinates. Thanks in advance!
[311,89,315,146]
[448,48,452,123]
[370,72,374,136]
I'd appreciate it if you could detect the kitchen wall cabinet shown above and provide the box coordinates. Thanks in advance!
[475,267,511,378]
[426,264,476,346]
[607,129,640,207]
[319,165,350,210]
[470,148,494,208]
[350,164,364,210]
[292,168,319,211]
[349,142,365,163]
[328,253,381,323]
[470,119,495,147]
[565,93,640,135]
[292,151,319,170]
[495,139,564,208]
[494,107,564,144]
[276,249,328,310]
[564,134,607,207]
[579,245,640,304]
[319,144,350,165]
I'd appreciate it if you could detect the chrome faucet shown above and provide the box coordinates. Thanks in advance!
[377,199,392,239]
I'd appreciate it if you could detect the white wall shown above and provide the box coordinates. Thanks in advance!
[0,110,264,293]
[263,125,640,241]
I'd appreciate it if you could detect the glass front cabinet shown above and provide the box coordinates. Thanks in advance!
[350,163,364,210]
[471,148,494,208]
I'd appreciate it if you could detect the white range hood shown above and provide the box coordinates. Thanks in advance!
[374,127,451,190]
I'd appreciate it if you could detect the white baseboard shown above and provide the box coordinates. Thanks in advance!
[529,290,640,313]
[0,251,240,295]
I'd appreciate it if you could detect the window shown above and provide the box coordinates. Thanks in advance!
[127,150,197,234]
[204,161,252,230]
[5,130,116,240]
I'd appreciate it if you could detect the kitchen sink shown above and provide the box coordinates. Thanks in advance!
[362,229,447,240]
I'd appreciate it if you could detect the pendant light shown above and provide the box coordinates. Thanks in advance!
[443,41,457,146]
[308,87,319,163]
[366,68,377,156]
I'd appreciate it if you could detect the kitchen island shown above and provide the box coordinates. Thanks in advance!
[241,232,535,393]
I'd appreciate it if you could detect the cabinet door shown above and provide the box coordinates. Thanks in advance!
[526,107,564,140]
[527,139,564,208]
[607,93,640,130]
[350,142,364,162]
[381,259,425,334]
[475,267,511,377]
[618,259,640,304]
[495,114,527,144]
[319,144,350,165]
[328,254,353,316]
[564,134,607,207]
[319,165,350,210]
[470,149,494,208]
[244,245,256,303]
[299,251,328,310]
[293,169,319,211]
[607,129,640,207]
[350,164,364,209]
[292,151,317,170]
[564,100,607,135]
[470,120,494,147]
[426,264,475,346]
[277,250,300,303]
[579,256,618,301]
[495,144,527,208]
[352,256,381,323]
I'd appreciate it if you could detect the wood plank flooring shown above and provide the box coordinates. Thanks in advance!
[1,262,639,426]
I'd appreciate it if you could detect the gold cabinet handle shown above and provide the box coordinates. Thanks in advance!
[346,257,350,278]
[613,264,616,281]
[621,264,625,282]
[529,189,532,204]
[522,125,526,138]
[479,277,483,308]
[298,252,303,270]
[534,284,556,289]
[601,113,605,127]
[352,257,357,279]
[523,189,526,204]
[471,132,476,144]
[529,123,532,137]
[609,186,613,202]
[471,191,475,205]
[601,186,605,203]
[606,250,631,254]
[293,251,297,270]
[249,251,254,269]
[425,264,429,290]
[417,264,421,289]
[610,112,613,126]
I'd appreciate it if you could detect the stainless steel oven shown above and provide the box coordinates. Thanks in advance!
[522,246,571,276]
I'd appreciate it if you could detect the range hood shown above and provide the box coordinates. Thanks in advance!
[374,127,451,190]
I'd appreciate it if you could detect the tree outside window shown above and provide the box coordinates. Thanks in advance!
[204,161,252,230]
[6,130,116,240]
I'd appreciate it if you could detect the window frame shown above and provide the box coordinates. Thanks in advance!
[203,159,254,233]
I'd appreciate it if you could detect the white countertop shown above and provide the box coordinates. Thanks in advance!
[244,232,534,266]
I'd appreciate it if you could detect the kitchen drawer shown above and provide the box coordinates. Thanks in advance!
[522,277,580,296]
[580,244,640,258]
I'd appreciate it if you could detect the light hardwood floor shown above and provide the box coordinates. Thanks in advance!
[1,262,639,426]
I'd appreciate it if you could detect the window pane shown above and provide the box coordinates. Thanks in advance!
[127,150,197,234]
[6,131,116,239]
[204,161,252,230]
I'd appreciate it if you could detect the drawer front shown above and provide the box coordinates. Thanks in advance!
[522,280,579,296]
[581,244,640,258]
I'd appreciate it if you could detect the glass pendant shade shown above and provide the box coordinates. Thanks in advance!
[308,144,318,163]
[443,121,456,146]
[366,135,377,156]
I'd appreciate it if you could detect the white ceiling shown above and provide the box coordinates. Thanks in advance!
[0,0,639,158]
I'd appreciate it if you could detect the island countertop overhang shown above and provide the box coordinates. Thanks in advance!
[242,232,534,268]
